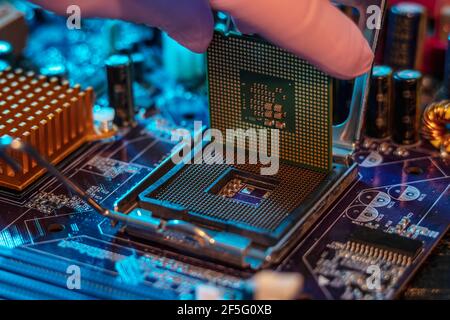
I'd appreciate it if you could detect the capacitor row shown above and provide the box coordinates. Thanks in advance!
[365,66,422,146]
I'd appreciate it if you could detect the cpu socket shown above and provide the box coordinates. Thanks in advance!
[115,4,385,269]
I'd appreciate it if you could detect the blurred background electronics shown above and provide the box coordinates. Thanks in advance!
[0,0,448,300]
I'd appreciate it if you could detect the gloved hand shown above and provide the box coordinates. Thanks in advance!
[29,0,373,79]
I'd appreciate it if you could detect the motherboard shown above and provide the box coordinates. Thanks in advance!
[0,0,449,300]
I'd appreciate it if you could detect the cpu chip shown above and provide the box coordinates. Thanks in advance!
[207,32,333,171]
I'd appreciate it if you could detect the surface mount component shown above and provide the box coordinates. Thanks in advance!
[349,225,423,260]
[212,169,277,207]
[0,68,94,191]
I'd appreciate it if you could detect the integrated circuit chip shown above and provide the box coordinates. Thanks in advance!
[207,31,333,171]
[350,225,423,258]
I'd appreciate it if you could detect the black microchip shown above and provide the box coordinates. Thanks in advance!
[350,225,423,258]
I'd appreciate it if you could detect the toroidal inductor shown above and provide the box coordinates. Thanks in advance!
[421,100,450,154]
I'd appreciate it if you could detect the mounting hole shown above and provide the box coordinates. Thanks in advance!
[47,223,65,233]
[404,166,423,175]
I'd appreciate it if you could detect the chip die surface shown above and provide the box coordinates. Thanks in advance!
[240,70,296,133]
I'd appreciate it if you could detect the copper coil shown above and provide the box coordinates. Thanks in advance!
[421,100,450,153]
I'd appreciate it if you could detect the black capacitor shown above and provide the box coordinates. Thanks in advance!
[384,3,427,70]
[392,70,422,145]
[366,66,393,139]
[105,54,136,127]
[0,40,13,63]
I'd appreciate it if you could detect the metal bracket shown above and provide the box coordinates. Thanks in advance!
[332,0,387,158]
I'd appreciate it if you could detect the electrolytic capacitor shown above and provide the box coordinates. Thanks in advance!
[366,66,393,139]
[392,70,422,145]
[384,3,427,71]
[105,54,136,127]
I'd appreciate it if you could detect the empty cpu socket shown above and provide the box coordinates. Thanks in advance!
[138,157,348,245]
[125,30,345,258]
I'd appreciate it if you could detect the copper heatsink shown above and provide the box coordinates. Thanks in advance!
[0,68,94,191]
